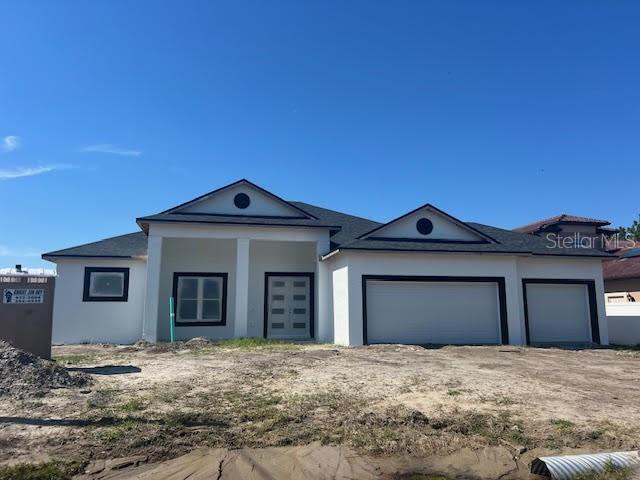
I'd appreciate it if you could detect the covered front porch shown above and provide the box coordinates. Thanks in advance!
[141,223,331,343]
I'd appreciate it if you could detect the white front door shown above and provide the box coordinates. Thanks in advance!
[266,275,311,339]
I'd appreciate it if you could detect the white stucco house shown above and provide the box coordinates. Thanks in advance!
[43,179,611,346]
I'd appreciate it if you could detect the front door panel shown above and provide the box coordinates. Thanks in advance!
[267,276,311,339]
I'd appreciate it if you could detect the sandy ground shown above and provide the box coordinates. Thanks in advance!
[1,342,639,478]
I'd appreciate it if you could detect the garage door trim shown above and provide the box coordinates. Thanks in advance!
[362,275,509,345]
[522,278,600,345]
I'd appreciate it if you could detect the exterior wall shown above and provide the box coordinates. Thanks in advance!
[146,223,331,342]
[247,240,317,338]
[606,303,640,346]
[158,238,237,341]
[516,256,608,345]
[328,251,607,346]
[51,258,147,344]
[330,251,524,346]
[372,209,480,241]
[330,258,349,345]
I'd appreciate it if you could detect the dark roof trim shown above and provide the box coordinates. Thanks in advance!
[368,237,489,245]
[136,217,341,231]
[322,247,612,260]
[168,211,309,220]
[159,179,318,219]
[357,203,497,244]
[42,254,139,260]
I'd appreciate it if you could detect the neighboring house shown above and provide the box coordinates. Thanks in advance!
[603,247,640,303]
[513,214,615,250]
[43,179,611,346]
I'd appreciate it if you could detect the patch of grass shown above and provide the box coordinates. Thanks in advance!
[96,417,145,443]
[217,338,301,349]
[53,353,97,365]
[446,389,461,397]
[118,398,146,413]
[0,461,82,480]
[551,418,575,432]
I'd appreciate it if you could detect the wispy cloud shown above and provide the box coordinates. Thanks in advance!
[0,245,40,257]
[0,164,71,180]
[1,135,21,153]
[80,144,141,156]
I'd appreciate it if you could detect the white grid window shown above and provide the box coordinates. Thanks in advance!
[175,274,226,324]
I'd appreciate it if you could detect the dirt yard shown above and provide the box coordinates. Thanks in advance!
[1,341,639,479]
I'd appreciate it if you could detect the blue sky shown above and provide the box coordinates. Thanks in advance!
[1,1,638,268]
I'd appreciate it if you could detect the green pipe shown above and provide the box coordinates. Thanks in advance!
[169,296,176,343]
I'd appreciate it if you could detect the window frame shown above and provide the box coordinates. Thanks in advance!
[83,267,130,302]
[172,272,228,327]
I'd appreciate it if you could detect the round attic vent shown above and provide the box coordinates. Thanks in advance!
[234,193,251,209]
[416,218,434,235]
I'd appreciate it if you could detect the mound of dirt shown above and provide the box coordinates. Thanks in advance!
[0,341,91,398]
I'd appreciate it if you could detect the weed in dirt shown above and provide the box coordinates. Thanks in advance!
[574,462,634,480]
[0,461,82,480]
[217,338,302,350]
[446,389,461,397]
[118,398,146,413]
[97,417,146,443]
[493,395,516,406]
[551,418,576,432]
[53,354,97,365]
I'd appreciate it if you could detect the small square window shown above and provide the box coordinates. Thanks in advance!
[83,267,129,302]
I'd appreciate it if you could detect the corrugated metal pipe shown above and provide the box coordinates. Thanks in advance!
[531,451,640,479]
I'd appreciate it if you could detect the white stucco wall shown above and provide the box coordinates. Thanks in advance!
[178,183,303,217]
[606,303,640,346]
[327,251,608,346]
[158,238,237,341]
[147,222,331,342]
[516,256,608,345]
[51,258,147,344]
[247,240,317,338]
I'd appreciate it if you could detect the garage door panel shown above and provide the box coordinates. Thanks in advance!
[525,283,592,344]
[366,280,501,345]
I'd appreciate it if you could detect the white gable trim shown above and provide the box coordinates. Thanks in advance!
[357,203,497,243]
[162,179,317,219]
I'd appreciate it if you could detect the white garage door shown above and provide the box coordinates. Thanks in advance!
[365,280,502,345]
[525,283,592,344]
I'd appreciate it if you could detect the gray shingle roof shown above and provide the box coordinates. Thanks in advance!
[42,232,148,259]
[289,202,381,248]
[42,204,612,260]
[335,222,612,258]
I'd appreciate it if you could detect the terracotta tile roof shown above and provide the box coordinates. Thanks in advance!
[603,249,640,280]
[513,214,611,233]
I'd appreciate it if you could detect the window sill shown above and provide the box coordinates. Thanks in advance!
[175,321,226,327]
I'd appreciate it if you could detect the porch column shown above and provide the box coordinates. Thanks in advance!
[316,238,332,342]
[234,238,250,338]
[142,235,163,342]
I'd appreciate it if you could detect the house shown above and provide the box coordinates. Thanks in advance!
[513,214,615,250]
[42,179,611,346]
[603,247,640,303]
